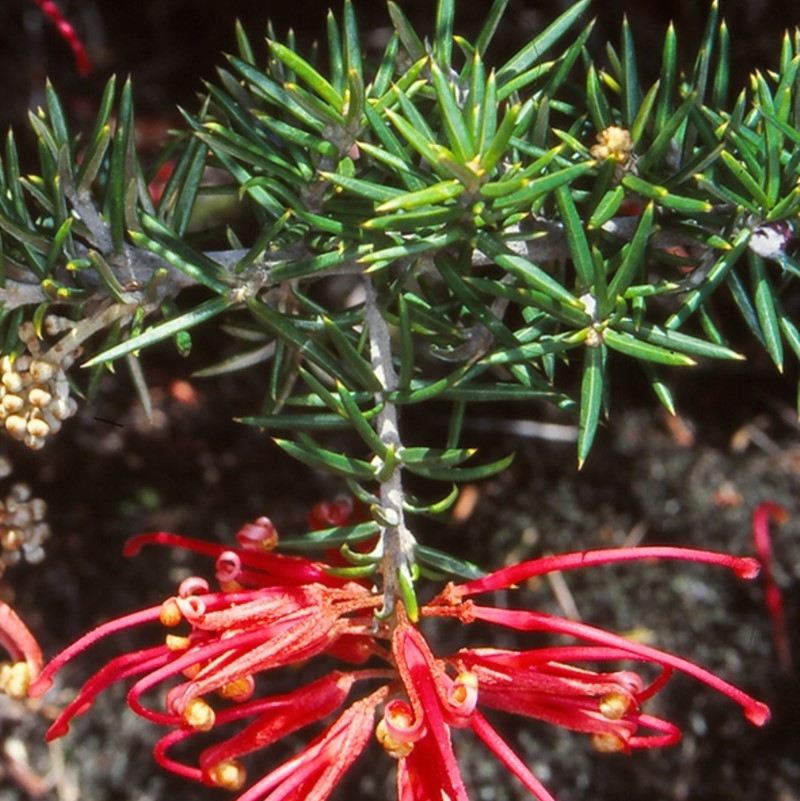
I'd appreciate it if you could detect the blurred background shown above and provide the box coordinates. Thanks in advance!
[3,0,800,149]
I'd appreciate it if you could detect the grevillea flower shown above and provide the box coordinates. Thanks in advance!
[0,601,43,699]
[29,519,770,801]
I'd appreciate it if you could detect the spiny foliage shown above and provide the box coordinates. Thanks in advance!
[1,0,799,475]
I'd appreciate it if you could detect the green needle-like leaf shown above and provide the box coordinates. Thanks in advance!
[429,59,472,162]
[414,544,485,580]
[655,23,677,131]
[268,40,343,112]
[343,1,363,78]
[279,521,381,550]
[474,0,510,54]
[247,300,351,384]
[273,437,376,481]
[133,217,231,293]
[406,451,514,481]
[479,98,518,175]
[604,328,696,366]
[433,0,455,69]
[324,317,382,392]
[555,185,594,288]
[336,382,387,456]
[387,2,426,62]
[749,252,784,370]
[376,180,464,213]
[84,296,230,367]
[621,175,713,214]
[577,344,607,468]
[719,151,771,212]
[488,162,595,209]
[617,319,742,361]
[478,233,584,312]
[607,202,655,299]
[620,17,642,128]
[497,0,590,89]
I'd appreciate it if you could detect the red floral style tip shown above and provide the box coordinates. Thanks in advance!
[31,0,92,76]
[752,502,791,670]
[29,518,770,801]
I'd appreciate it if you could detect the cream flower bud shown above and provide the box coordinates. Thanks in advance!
[28,360,56,383]
[5,416,27,440]
[1,373,23,394]
[24,434,46,450]
[26,418,50,439]
[28,388,52,408]
[2,395,24,414]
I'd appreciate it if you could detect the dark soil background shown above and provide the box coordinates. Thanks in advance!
[0,2,799,801]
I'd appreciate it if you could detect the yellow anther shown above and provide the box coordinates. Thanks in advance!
[451,671,478,704]
[159,598,183,627]
[599,691,632,721]
[218,675,255,702]
[182,697,215,731]
[375,719,414,759]
[165,634,190,651]
[591,731,627,753]
[206,759,246,790]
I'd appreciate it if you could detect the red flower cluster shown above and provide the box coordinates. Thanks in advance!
[27,518,769,801]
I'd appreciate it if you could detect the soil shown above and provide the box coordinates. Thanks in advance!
[0,2,799,801]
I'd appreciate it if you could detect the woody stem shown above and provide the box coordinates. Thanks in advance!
[364,278,416,618]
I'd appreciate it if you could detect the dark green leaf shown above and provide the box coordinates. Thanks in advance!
[273,437,376,480]
[84,296,230,366]
[577,343,606,468]
[414,544,485,579]
[604,328,696,366]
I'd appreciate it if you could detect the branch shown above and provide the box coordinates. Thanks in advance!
[364,278,416,618]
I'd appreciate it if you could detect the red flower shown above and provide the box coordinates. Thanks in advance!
[379,546,768,800]
[28,521,769,801]
[0,601,43,699]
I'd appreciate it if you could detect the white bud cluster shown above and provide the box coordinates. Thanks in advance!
[0,457,49,572]
[0,320,79,450]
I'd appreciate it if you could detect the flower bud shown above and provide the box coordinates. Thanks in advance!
[26,418,50,439]
[1,373,23,394]
[5,415,27,440]
[28,388,52,408]
[2,394,24,413]
[28,360,55,383]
